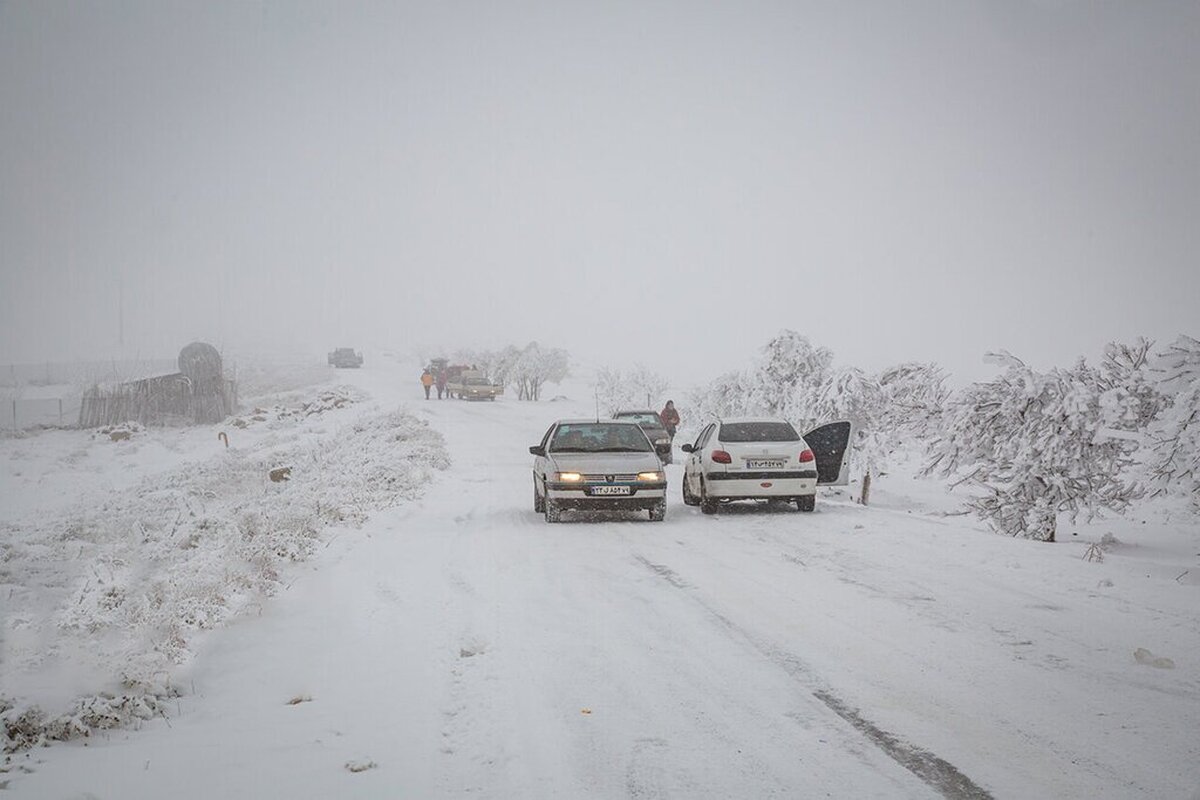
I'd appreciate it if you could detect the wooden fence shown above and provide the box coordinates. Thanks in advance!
[78,374,238,428]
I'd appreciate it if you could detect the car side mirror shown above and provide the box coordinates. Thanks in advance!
[680,444,694,453]
[529,445,545,456]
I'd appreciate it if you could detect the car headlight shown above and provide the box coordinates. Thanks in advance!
[654,438,669,446]
[555,472,583,482]
[637,471,665,482]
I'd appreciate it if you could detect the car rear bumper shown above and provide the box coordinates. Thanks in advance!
[705,471,816,499]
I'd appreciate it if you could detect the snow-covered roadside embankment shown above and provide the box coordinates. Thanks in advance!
[1,403,448,752]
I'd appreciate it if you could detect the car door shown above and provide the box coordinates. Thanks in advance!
[533,424,557,491]
[803,420,854,485]
[684,423,715,492]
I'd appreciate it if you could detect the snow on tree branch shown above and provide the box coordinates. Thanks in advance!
[921,349,1148,541]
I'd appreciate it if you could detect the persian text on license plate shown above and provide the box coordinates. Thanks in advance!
[590,485,632,496]
[746,460,785,469]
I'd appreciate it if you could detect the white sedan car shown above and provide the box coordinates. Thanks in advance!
[680,418,852,513]
[530,420,668,522]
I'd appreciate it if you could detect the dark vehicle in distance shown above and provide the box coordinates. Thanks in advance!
[328,348,364,368]
[613,409,674,464]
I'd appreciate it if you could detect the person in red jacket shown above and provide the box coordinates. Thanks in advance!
[659,400,680,440]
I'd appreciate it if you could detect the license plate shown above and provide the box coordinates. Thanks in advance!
[746,460,785,469]
[590,485,631,496]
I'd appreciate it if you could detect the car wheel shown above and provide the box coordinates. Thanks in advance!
[796,494,815,512]
[534,478,545,513]
[682,474,699,506]
[648,499,666,522]
[544,495,562,523]
[700,479,718,515]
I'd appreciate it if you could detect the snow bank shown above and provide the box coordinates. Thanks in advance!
[1,392,449,751]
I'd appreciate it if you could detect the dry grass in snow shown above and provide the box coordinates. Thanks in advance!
[1,401,448,751]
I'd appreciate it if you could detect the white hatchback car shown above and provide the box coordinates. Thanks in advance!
[680,418,852,513]
[530,420,668,522]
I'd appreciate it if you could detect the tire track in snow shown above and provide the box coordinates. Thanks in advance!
[632,554,993,800]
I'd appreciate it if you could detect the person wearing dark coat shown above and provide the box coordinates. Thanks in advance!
[659,400,680,440]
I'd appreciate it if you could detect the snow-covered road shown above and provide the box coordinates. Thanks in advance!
[5,363,1198,798]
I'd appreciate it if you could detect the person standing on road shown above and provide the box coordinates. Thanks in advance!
[421,369,434,400]
[436,370,448,400]
[660,400,680,440]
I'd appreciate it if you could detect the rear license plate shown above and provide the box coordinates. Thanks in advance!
[590,485,631,496]
[746,460,785,469]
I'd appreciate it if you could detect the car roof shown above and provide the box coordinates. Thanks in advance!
[554,419,643,426]
[716,417,795,425]
[614,410,662,417]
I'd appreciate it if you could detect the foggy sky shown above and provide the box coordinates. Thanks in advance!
[2,1,1197,385]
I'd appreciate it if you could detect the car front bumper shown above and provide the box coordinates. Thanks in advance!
[547,482,667,510]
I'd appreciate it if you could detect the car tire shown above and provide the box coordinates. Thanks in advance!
[682,475,699,506]
[544,496,562,523]
[796,494,815,512]
[534,478,545,513]
[649,499,666,522]
[700,479,718,515]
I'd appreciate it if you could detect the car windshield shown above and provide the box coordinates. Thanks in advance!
[719,421,800,442]
[464,377,490,385]
[616,413,664,428]
[550,423,653,453]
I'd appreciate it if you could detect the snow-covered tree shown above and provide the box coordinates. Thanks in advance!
[511,342,569,401]
[1146,335,1200,509]
[876,362,950,446]
[1097,338,1164,434]
[922,352,1143,542]
[749,331,833,415]
[594,364,670,415]
[808,366,886,502]
[452,347,519,386]
[686,370,756,434]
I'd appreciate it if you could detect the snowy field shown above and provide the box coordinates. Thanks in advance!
[1,358,1198,798]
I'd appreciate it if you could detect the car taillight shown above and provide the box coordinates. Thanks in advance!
[711,450,732,464]
[799,449,815,463]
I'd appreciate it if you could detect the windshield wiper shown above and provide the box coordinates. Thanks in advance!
[596,447,647,452]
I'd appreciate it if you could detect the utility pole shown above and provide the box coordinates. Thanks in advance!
[118,275,125,348]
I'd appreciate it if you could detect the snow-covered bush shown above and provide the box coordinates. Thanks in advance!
[921,352,1143,541]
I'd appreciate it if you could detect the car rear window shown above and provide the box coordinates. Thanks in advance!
[719,421,800,442]
[550,423,652,452]
[616,413,664,427]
